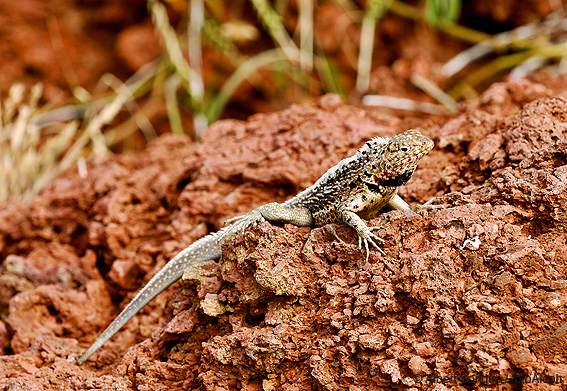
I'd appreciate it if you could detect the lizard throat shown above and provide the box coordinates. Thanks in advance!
[379,170,414,187]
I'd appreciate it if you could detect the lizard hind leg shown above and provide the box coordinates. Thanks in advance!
[219,202,314,242]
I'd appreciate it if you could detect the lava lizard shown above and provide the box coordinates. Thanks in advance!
[76,129,440,364]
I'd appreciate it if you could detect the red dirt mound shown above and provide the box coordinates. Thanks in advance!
[2,75,567,389]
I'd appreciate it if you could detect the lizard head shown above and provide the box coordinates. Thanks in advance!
[359,129,434,187]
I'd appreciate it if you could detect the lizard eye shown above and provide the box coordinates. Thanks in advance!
[400,146,408,152]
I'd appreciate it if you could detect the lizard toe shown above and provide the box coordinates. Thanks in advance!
[357,234,386,261]
[224,215,243,225]
[363,240,370,263]
[366,236,386,256]
[411,197,444,211]
[367,229,385,244]
[219,210,266,242]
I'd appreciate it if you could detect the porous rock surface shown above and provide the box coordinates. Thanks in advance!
[1,78,567,390]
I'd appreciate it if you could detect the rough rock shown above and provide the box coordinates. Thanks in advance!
[1,76,567,390]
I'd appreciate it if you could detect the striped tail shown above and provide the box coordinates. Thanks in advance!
[76,230,224,364]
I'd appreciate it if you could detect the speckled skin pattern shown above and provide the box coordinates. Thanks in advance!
[77,129,435,365]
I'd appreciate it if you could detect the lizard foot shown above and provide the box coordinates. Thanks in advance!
[324,225,346,244]
[218,208,266,242]
[411,197,444,211]
[357,226,386,262]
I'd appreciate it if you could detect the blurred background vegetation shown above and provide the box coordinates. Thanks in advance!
[1,0,566,202]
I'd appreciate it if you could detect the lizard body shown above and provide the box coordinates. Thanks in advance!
[76,129,437,365]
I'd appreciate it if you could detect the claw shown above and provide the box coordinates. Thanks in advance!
[367,227,385,243]
[224,214,244,225]
[356,226,386,261]
[362,239,369,262]
[218,210,266,243]
[325,225,346,244]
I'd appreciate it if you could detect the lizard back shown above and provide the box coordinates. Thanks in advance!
[284,129,434,225]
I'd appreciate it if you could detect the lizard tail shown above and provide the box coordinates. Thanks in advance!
[76,230,224,365]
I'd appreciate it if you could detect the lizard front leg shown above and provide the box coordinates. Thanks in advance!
[337,188,389,262]
[220,202,314,241]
